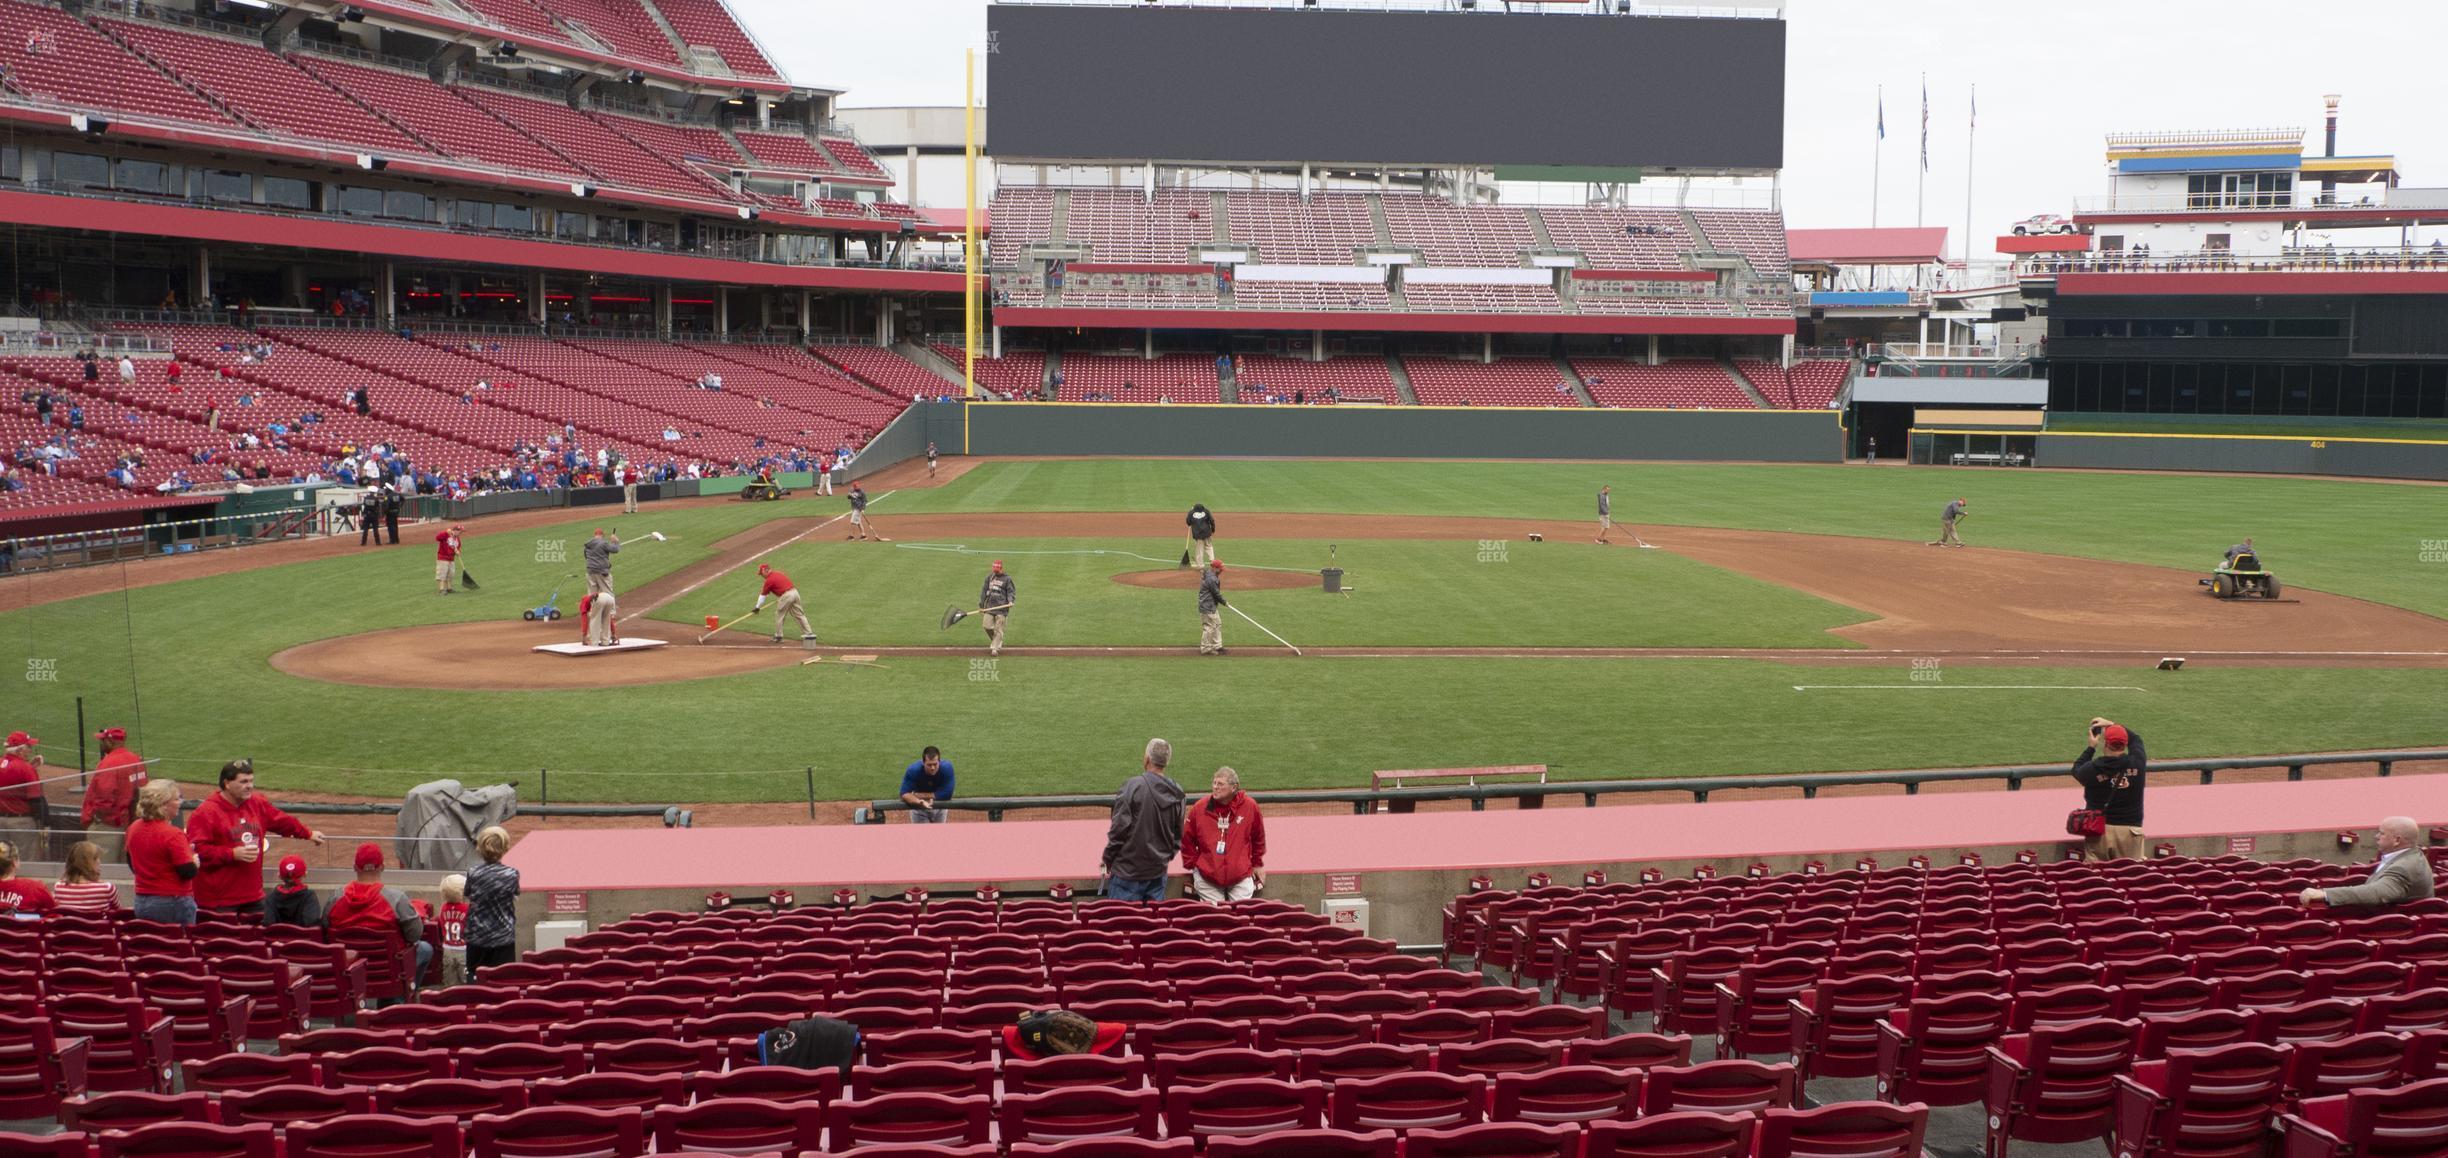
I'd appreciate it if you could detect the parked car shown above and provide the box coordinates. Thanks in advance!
[2012,214,2080,235]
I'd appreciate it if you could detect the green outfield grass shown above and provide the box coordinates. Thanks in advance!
[894,460,2448,618]
[0,460,2440,802]
[652,536,1869,649]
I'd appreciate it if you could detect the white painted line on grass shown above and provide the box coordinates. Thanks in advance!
[623,490,890,623]
[1791,680,2154,690]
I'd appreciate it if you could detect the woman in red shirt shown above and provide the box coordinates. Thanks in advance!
[126,779,199,925]
[0,839,53,915]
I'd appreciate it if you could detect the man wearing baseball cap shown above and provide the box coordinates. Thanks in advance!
[188,759,324,918]
[82,726,147,859]
[435,523,465,594]
[753,563,815,643]
[1197,559,1229,656]
[979,561,1016,657]
[324,842,431,990]
[1930,498,1968,548]
[0,731,43,848]
[2072,717,2147,860]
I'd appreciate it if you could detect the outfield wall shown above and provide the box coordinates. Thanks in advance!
[2033,431,2448,481]
[928,401,1842,462]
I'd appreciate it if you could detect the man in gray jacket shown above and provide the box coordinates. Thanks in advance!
[2302,816,2434,909]
[1198,560,1228,656]
[583,528,620,595]
[1102,738,1186,902]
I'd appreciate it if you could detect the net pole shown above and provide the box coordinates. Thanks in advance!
[963,47,980,401]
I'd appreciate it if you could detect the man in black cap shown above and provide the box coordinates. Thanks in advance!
[1186,502,1217,566]
[1198,560,1228,656]
[358,487,384,547]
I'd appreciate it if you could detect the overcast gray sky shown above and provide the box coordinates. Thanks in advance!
[735,1,2443,258]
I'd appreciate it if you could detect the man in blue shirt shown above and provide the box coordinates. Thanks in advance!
[899,747,954,824]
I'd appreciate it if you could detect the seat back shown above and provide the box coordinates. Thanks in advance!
[1401,1120,1581,1158]
[371,1077,528,1119]
[1490,1064,1643,1124]
[650,1096,826,1154]
[1161,1077,1327,1139]
[1756,1102,1930,1158]
[2289,1033,2418,1100]
[465,1104,647,1158]
[1327,1071,1487,1133]
[1204,1128,1396,1157]
[1639,1060,1798,1116]
[1584,1110,1759,1158]
[822,1091,995,1149]
[995,1086,1164,1148]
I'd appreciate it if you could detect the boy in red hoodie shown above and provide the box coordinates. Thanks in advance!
[186,760,323,918]
[325,842,430,993]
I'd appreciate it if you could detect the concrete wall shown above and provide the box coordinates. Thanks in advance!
[511,824,2365,949]
[955,402,1842,462]
[2037,432,2448,481]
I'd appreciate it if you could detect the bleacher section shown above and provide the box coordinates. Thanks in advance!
[1403,357,1583,408]
[5,850,2442,1155]
[1539,207,1697,272]
[1066,190,1213,264]
[812,346,957,401]
[1224,192,1376,264]
[0,0,899,223]
[1232,356,1395,403]
[1573,360,1758,410]
[934,346,1045,400]
[1381,194,1536,266]
[1054,353,1222,404]
[650,0,782,79]
[1733,359,1850,410]
[1691,209,1794,280]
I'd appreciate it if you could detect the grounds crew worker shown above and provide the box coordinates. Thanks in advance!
[583,589,619,647]
[83,726,147,860]
[755,563,816,642]
[584,528,619,596]
[1186,502,1218,565]
[1597,485,1613,544]
[2225,538,2255,566]
[980,560,1016,657]
[1931,498,1968,548]
[1198,559,1228,655]
[848,481,875,540]
[2071,717,2146,861]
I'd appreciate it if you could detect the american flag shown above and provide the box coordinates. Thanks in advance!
[1919,78,1930,171]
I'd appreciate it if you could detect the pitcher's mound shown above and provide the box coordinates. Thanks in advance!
[1111,568,1318,592]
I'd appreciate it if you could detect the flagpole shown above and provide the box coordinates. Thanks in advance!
[1915,73,1927,228]
[1963,83,1977,266]
[1871,85,1883,229]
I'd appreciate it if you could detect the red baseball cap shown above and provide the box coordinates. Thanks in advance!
[992,560,1003,571]
[278,855,308,883]
[352,843,385,872]
[2099,723,2129,748]
[94,727,126,743]
[1209,560,1225,571]
[757,563,771,574]
[4,731,36,748]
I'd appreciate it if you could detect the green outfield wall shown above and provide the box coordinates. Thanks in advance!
[2031,431,2448,481]
[898,401,1844,463]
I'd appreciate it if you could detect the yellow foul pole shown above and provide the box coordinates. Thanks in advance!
[963,48,979,400]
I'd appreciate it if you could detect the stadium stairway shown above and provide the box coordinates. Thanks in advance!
[1721,358,1772,407]
[1551,355,1597,407]
[1384,353,1418,405]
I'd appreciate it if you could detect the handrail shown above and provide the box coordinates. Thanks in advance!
[860,748,2441,822]
[2022,248,2448,276]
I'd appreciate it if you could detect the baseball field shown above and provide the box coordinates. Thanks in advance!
[3,457,2445,805]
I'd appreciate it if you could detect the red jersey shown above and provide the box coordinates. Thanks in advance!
[186,791,314,908]
[0,755,41,817]
[621,466,638,484]
[435,530,461,561]
[440,901,469,951]
[760,570,795,598]
[82,748,147,828]
[127,819,195,898]
[0,877,54,914]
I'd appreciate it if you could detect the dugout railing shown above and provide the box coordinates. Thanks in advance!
[858,747,2447,822]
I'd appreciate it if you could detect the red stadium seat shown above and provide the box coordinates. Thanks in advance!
[283,1114,461,1158]
[823,1092,995,1150]
[650,1096,826,1154]
[58,1089,215,1132]
[216,1082,370,1127]
[1162,1077,1328,1139]
[996,1086,1165,1147]
[95,1121,278,1158]
[2275,1077,2448,1158]
[1400,1120,1582,1158]
[1489,1064,1643,1125]
[1639,1060,1799,1116]
[1204,1128,1396,1157]
[0,1014,91,1118]
[1568,1032,1694,1073]
[1980,1018,2143,1158]
[2286,1033,2415,1100]
[1583,1111,1759,1158]
[1875,991,2013,1106]
[2110,1044,2292,1158]
[372,1077,529,1119]
[1754,1102,1930,1158]
[466,1104,647,1158]
[1151,1048,1295,1090]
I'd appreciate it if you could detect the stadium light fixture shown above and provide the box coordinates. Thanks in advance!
[337,5,366,21]
[495,42,520,58]
[625,69,646,84]
[356,155,388,171]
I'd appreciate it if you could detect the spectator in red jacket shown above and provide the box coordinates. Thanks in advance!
[325,841,431,988]
[0,730,47,848]
[82,725,147,859]
[186,759,323,918]
[1182,766,1266,903]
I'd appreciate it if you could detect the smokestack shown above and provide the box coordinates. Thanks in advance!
[2320,93,2341,199]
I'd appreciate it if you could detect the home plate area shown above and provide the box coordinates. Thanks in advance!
[532,638,672,657]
